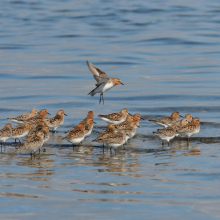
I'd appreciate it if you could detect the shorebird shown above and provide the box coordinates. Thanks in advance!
[98,108,130,125]
[23,125,49,153]
[94,129,127,153]
[7,108,38,124]
[0,124,12,149]
[48,110,67,132]
[79,111,94,124]
[16,131,45,158]
[93,123,116,142]
[86,61,124,104]
[176,117,200,142]
[115,115,134,130]
[24,121,48,140]
[63,124,85,146]
[77,111,96,138]
[149,111,182,127]
[21,109,51,125]
[123,121,139,142]
[173,114,192,128]
[132,113,144,126]
[79,118,95,138]
[153,125,176,146]
[11,123,31,143]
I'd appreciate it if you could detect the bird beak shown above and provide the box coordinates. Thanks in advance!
[128,113,132,116]
[64,113,68,116]
[121,82,124,85]
[93,121,97,124]
[137,125,140,128]
[179,115,183,118]
[37,112,40,114]
[140,117,144,120]
[47,112,51,115]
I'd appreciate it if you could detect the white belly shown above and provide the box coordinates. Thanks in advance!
[100,117,125,125]
[103,81,114,93]
[67,137,84,145]
[155,122,168,127]
[12,131,29,140]
[106,143,123,148]
[9,119,25,124]
[0,137,10,142]
[156,134,175,143]
[84,125,93,138]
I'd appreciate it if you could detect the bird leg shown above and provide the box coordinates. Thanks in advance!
[101,93,104,104]
[99,94,102,104]
[162,142,164,146]
[39,148,40,154]
[168,142,169,147]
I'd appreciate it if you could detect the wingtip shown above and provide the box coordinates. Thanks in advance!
[86,60,91,67]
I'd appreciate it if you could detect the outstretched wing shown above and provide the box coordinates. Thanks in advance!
[86,60,108,84]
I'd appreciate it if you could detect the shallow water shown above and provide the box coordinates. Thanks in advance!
[1,0,220,219]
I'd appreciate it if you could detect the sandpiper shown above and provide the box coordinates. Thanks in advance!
[86,61,124,104]
[48,110,67,132]
[11,123,31,143]
[63,124,85,146]
[21,109,50,125]
[98,108,130,125]
[153,125,176,146]
[16,131,45,158]
[0,124,12,149]
[7,108,38,124]
[176,117,200,142]
[149,111,182,127]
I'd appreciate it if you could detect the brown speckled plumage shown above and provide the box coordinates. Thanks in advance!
[17,131,44,153]
[21,109,50,124]
[98,108,129,124]
[7,108,38,124]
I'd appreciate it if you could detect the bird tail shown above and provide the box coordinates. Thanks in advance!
[87,87,97,97]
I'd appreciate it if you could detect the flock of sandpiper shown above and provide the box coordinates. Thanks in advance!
[0,61,200,156]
